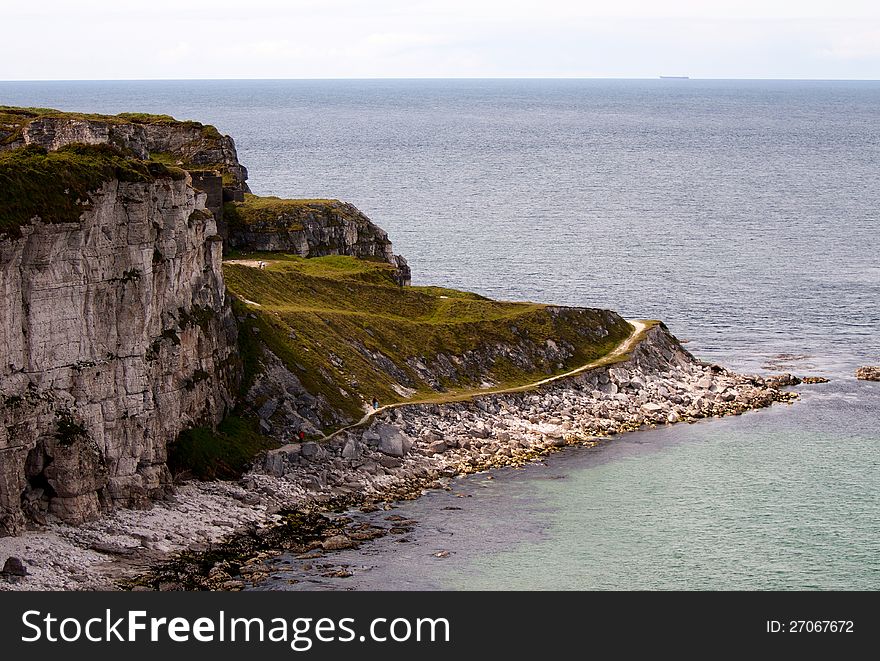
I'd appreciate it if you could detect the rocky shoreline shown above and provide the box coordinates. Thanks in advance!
[0,324,806,591]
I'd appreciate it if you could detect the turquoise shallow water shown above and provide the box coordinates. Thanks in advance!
[256,381,879,591]
[2,79,877,589]
[446,388,880,590]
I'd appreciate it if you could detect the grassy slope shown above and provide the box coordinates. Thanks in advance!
[223,252,633,426]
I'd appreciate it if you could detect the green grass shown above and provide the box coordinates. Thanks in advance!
[116,112,223,139]
[0,144,186,236]
[0,106,214,130]
[224,194,343,231]
[0,108,34,146]
[116,112,180,124]
[167,415,276,480]
[147,151,180,166]
[223,254,632,427]
[0,107,203,145]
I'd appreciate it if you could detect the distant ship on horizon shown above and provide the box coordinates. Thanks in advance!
[659,75,690,79]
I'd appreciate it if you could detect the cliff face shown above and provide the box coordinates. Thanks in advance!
[0,167,238,535]
[225,197,411,286]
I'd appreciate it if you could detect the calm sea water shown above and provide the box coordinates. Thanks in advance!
[2,79,878,589]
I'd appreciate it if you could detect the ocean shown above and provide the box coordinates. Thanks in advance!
[3,79,878,589]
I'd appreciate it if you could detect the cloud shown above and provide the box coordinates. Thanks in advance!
[820,28,880,60]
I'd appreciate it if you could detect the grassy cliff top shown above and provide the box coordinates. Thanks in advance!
[0,143,186,236]
[0,106,221,146]
[0,106,187,124]
[224,194,355,230]
[0,105,239,193]
[223,253,632,426]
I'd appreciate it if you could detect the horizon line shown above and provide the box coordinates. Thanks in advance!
[1,76,879,83]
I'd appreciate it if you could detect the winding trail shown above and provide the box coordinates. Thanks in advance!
[321,319,650,442]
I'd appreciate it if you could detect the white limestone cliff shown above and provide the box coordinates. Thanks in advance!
[0,173,238,535]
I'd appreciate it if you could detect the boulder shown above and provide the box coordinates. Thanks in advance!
[322,535,355,551]
[1,557,27,577]
[599,382,619,395]
[471,422,490,439]
[695,376,714,390]
[426,440,448,455]
[421,430,443,443]
[608,367,630,386]
[300,442,326,460]
[262,451,286,477]
[257,399,279,421]
[374,423,414,457]
[362,429,381,447]
[856,366,880,381]
[376,455,402,469]
[765,373,801,388]
[341,439,360,460]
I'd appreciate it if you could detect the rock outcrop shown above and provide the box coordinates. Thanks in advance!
[225,198,410,286]
[0,157,238,535]
[0,107,249,231]
[243,347,347,437]
[856,366,880,381]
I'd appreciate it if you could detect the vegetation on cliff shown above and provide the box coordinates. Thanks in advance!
[0,106,221,146]
[169,416,275,480]
[223,253,633,426]
[0,143,185,236]
[223,194,338,230]
[224,194,371,233]
[0,105,240,236]
[0,106,243,196]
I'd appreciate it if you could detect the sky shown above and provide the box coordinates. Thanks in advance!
[3,0,880,80]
